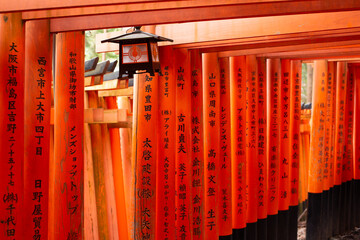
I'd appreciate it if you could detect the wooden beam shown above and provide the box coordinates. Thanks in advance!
[2,0,166,13]
[157,11,360,48]
[22,0,286,20]
[50,0,360,32]
[96,11,360,54]
[257,46,360,59]
[217,38,360,58]
[98,86,133,97]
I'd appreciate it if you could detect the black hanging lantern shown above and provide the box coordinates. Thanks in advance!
[101,26,173,78]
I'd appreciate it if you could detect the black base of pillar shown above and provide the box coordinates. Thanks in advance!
[267,214,278,240]
[332,185,341,235]
[355,180,360,227]
[246,222,257,240]
[328,187,333,238]
[346,181,353,231]
[220,234,233,240]
[278,209,289,240]
[321,189,329,239]
[289,205,298,240]
[257,218,267,240]
[233,228,246,240]
[339,182,348,234]
[306,192,322,240]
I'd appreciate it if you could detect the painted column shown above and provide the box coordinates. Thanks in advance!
[219,57,232,239]
[24,19,52,240]
[190,49,205,240]
[289,60,302,240]
[133,72,158,240]
[174,48,192,240]
[156,46,175,240]
[245,55,259,240]
[306,60,327,240]
[0,12,24,240]
[54,31,84,239]
[230,56,247,240]
[278,59,291,240]
[266,58,281,240]
[257,57,268,240]
[332,62,347,235]
[203,52,220,240]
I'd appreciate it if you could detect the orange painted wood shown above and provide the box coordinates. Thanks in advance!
[96,12,360,52]
[118,96,134,235]
[99,97,120,240]
[49,125,55,240]
[174,48,192,239]
[308,60,327,194]
[156,46,176,240]
[83,95,100,240]
[257,57,268,219]
[279,59,291,211]
[230,56,247,229]
[23,0,265,19]
[328,62,337,189]
[334,62,347,186]
[343,66,355,183]
[203,52,220,240]
[87,91,110,239]
[24,19,51,240]
[190,49,205,240]
[133,73,158,240]
[54,31,84,239]
[49,76,55,240]
[2,0,165,12]
[289,60,301,206]
[354,66,360,180]
[0,12,24,240]
[50,0,360,32]
[245,55,259,223]
[106,96,129,239]
[267,58,281,215]
[219,57,232,235]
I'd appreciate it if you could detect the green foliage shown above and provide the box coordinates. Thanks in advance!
[301,63,308,103]
[85,28,122,62]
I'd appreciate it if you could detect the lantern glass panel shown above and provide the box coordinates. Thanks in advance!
[150,42,159,63]
[122,43,149,64]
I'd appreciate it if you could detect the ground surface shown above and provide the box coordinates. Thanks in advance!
[298,223,360,240]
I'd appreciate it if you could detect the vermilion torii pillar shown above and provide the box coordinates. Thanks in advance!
[307,60,327,240]
[0,13,24,240]
[279,59,291,240]
[245,55,259,240]
[267,58,281,240]
[257,57,268,240]
[203,52,220,240]
[219,57,232,240]
[24,19,52,240]
[54,31,84,240]
[174,48,192,240]
[230,56,246,240]
[156,46,175,240]
[333,62,347,236]
[190,49,204,240]
[133,71,159,240]
[289,60,301,240]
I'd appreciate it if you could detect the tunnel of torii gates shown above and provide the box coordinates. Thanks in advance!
[3,1,360,240]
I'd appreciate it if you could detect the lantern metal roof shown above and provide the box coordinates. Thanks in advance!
[101,26,173,44]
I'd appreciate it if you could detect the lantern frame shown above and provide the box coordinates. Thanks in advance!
[101,26,173,78]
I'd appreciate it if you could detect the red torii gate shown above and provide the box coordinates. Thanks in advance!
[2,1,360,240]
